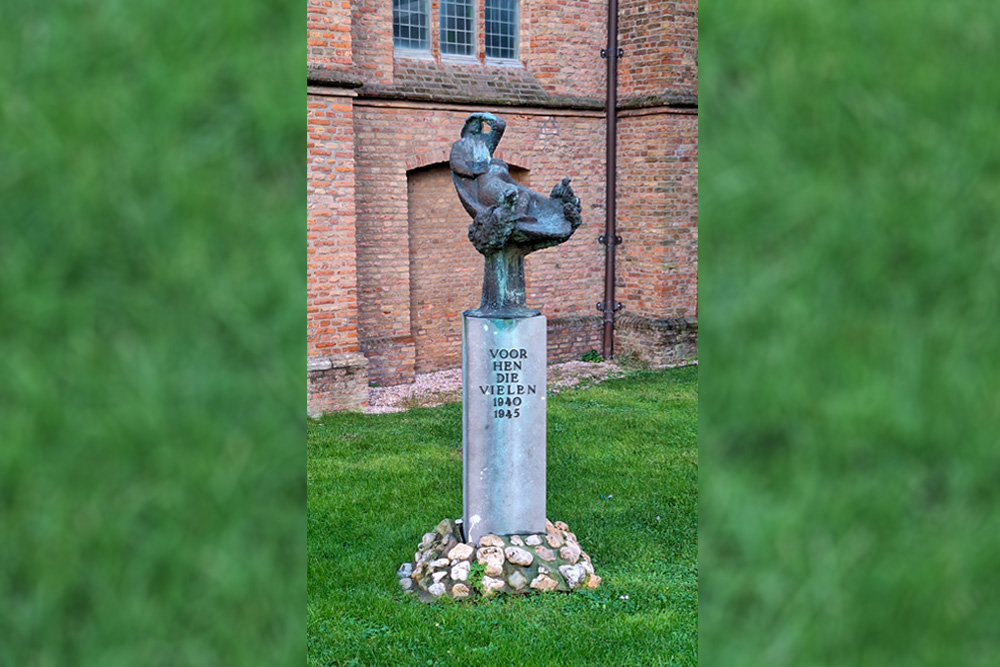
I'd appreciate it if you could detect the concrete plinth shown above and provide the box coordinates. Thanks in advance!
[462,312,547,545]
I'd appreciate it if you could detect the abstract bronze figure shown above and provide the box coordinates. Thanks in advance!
[450,113,583,317]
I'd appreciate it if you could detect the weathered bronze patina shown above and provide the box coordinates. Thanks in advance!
[450,113,583,317]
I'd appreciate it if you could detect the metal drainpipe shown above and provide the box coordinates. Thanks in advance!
[599,0,623,360]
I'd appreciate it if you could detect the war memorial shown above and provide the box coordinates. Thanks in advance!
[396,114,602,600]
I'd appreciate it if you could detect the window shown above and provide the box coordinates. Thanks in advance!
[440,0,475,57]
[485,0,518,60]
[393,0,430,51]
[392,0,519,61]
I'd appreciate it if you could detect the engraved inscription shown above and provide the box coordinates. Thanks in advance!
[479,347,537,418]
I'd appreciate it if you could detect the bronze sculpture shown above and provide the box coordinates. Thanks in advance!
[450,113,582,317]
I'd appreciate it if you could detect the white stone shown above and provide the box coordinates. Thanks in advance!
[559,564,588,589]
[525,534,543,546]
[504,546,533,566]
[451,560,470,582]
[428,582,446,597]
[400,577,414,592]
[479,534,504,548]
[447,543,474,561]
[533,545,555,561]
[432,571,448,583]
[545,532,564,548]
[477,546,505,576]
[481,575,506,595]
[555,521,569,531]
[451,583,470,598]
[397,562,413,578]
[559,541,581,564]
[507,569,528,591]
[431,558,450,568]
[509,535,524,546]
[529,573,559,592]
[422,533,436,549]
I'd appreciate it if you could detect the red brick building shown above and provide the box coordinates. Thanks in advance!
[308,0,697,414]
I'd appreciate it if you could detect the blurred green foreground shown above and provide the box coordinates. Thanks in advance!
[1,2,304,664]
[700,1,1000,665]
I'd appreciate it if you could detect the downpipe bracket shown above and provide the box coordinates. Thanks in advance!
[599,234,623,246]
[596,301,624,325]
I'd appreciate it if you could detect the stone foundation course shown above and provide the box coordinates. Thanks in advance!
[398,518,601,601]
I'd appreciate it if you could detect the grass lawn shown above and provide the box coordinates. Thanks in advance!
[307,365,698,666]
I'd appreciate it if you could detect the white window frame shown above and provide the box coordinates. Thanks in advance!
[483,0,520,63]
[393,0,432,56]
[439,0,478,62]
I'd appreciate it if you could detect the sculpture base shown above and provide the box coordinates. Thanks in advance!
[462,312,547,546]
[397,518,601,601]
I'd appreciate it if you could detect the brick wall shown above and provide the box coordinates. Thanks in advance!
[305,0,699,411]
[548,315,603,361]
[365,56,566,107]
[307,90,369,411]
[308,0,352,71]
[308,353,368,415]
[612,107,697,364]
[615,314,697,364]
[353,101,607,385]
[349,0,608,108]
[408,164,530,374]
[527,0,608,100]
[351,0,393,85]
[618,0,697,106]
[616,108,698,321]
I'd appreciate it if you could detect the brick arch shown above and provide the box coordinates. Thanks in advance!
[404,148,535,173]
[405,160,531,373]
[493,150,534,171]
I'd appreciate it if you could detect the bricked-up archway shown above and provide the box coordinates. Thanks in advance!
[407,162,530,374]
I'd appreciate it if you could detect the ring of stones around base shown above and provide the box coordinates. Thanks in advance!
[397,518,602,601]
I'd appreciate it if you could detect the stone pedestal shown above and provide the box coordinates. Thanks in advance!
[462,312,547,545]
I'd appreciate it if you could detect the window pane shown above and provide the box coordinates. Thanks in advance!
[393,0,429,50]
[440,0,475,56]
[485,0,518,59]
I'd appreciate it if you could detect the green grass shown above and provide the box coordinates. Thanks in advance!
[700,1,1000,665]
[308,366,698,666]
